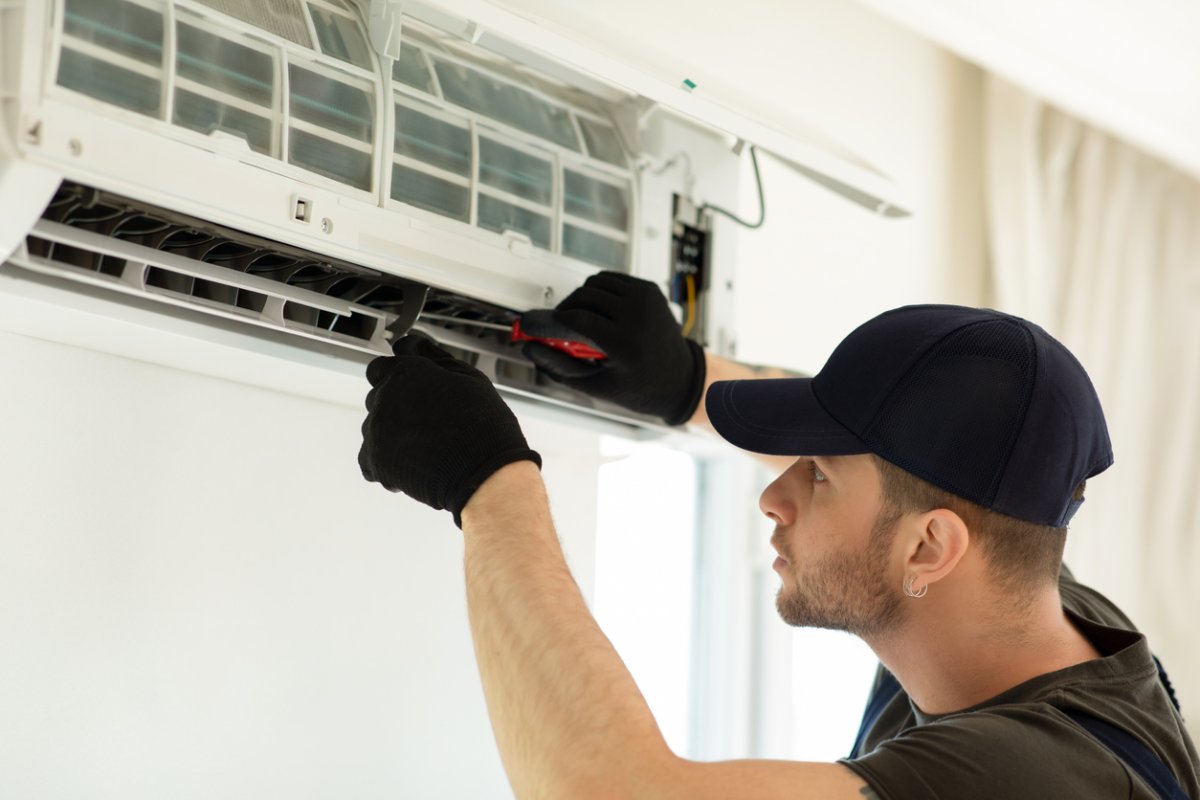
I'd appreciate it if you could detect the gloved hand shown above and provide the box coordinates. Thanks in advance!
[522,272,706,426]
[359,334,541,527]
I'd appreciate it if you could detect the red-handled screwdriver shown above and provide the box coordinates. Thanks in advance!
[417,310,607,361]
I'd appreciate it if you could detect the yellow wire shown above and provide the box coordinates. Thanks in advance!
[682,273,697,337]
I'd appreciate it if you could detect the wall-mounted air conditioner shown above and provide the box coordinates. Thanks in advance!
[0,0,908,428]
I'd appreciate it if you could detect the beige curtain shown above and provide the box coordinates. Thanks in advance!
[984,76,1200,731]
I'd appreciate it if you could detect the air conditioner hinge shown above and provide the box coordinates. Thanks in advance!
[368,0,405,59]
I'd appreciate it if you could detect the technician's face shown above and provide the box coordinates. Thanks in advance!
[759,454,904,639]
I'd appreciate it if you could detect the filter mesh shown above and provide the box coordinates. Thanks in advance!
[194,0,314,48]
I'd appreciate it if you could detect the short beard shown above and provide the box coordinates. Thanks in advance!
[775,506,905,639]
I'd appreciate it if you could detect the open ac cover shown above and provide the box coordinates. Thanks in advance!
[0,0,908,429]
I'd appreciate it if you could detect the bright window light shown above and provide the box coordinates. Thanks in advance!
[593,440,881,763]
[592,436,697,756]
[788,628,879,760]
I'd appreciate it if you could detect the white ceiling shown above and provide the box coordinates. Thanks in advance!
[829,0,1200,179]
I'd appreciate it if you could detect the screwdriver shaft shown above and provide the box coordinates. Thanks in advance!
[418,313,513,332]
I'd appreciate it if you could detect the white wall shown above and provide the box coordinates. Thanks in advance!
[721,4,988,372]
[0,320,602,799]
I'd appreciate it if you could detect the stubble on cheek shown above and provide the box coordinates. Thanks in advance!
[773,517,904,638]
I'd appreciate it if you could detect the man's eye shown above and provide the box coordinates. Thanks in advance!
[807,460,827,483]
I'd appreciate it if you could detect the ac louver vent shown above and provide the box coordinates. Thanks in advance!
[4,181,662,430]
[14,182,429,354]
[12,182,570,365]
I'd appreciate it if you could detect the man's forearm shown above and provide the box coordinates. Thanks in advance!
[459,461,676,799]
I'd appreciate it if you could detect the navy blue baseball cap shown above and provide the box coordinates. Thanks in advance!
[706,305,1113,527]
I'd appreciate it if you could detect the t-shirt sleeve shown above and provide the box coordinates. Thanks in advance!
[839,705,1135,800]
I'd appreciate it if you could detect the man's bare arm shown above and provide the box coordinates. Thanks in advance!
[459,461,873,800]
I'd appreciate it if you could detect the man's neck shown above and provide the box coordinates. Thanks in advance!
[868,588,1102,715]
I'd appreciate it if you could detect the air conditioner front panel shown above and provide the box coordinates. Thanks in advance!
[21,94,591,311]
[7,0,643,314]
[0,0,747,432]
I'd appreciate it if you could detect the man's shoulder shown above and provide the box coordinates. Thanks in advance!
[849,571,1192,800]
[845,703,1137,800]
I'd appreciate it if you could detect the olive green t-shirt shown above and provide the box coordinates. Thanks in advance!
[840,570,1199,799]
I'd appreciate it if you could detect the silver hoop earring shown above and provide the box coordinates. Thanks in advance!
[903,576,928,598]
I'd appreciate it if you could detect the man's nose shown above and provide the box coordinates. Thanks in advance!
[759,474,796,527]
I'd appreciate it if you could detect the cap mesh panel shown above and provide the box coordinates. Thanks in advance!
[863,320,1035,506]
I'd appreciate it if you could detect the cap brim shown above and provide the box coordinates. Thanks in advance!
[705,378,868,456]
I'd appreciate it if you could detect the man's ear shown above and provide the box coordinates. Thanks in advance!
[900,509,970,594]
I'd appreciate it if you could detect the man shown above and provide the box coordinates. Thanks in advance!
[359,272,1199,799]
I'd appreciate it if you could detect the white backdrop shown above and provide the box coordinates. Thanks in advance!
[0,327,603,799]
[985,76,1200,735]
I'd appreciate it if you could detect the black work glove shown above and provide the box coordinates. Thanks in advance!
[359,334,541,527]
[522,272,706,426]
